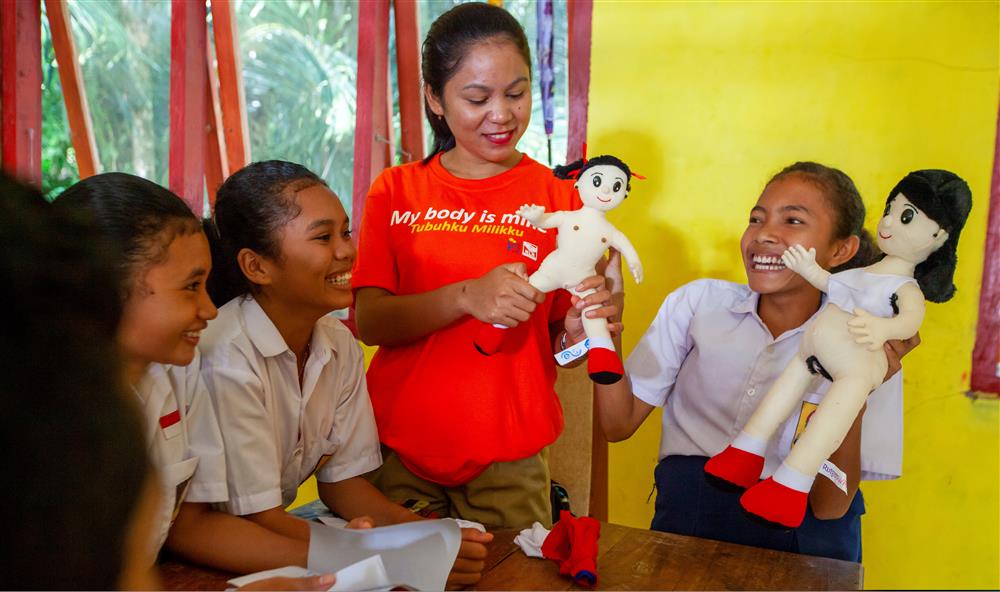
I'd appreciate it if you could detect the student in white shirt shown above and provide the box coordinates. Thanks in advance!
[202,160,492,588]
[595,162,919,561]
[55,173,321,577]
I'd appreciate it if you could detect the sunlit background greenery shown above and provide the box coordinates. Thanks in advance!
[41,0,568,205]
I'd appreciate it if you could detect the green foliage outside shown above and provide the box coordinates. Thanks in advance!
[41,0,568,207]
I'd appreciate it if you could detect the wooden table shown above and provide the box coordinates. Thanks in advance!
[161,521,862,590]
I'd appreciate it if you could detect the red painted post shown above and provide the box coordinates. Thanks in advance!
[168,0,207,216]
[351,0,392,234]
[394,0,424,163]
[209,0,249,174]
[1,0,42,186]
[566,0,592,164]
[45,0,98,179]
[971,98,1000,396]
[566,0,604,520]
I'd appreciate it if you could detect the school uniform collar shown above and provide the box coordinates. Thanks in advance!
[240,296,339,364]
[727,286,828,342]
[728,287,759,315]
[241,296,289,358]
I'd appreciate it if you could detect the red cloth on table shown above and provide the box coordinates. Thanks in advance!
[541,510,600,587]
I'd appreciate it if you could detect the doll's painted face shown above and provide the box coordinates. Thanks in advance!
[576,164,629,212]
[877,194,949,264]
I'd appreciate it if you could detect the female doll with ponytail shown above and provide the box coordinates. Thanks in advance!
[352,2,619,529]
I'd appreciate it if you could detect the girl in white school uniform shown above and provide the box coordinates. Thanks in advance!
[56,173,316,575]
[595,162,919,562]
[201,160,490,588]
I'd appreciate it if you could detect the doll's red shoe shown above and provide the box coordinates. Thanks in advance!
[705,446,765,489]
[740,477,807,528]
[474,324,508,355]
[587,347,623,384]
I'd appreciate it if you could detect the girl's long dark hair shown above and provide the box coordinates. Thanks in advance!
[884,170,972,303]
[206,160,326,307]
[421,2,531,163]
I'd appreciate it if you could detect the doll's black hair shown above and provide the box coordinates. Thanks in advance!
[884,169,972,303]
[205,160,327,307]
[2,173,148,590]
[421,3,531,164]
[554,154,634,195]
[768,162,880,272]
[54,172,202,297]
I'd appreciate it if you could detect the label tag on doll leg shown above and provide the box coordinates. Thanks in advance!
[819,460,848,494]
[555,338,591,366]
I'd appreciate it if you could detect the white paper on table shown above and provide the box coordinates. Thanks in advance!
[327,555,393,591]
[307,519,461,591]
[225,555,394,592]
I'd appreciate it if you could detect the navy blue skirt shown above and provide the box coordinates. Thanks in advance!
[651,455,864,562]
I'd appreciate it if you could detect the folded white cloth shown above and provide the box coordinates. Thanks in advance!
[513,521,551,558]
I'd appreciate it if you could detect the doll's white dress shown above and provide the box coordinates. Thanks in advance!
[825,268,917,318]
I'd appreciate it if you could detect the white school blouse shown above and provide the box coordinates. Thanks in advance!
[199,296,382,515]
[135,355,228,557]
[625,279,904,481]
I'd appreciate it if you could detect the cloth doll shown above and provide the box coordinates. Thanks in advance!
[705,169,972,528]
[474,154,643,384]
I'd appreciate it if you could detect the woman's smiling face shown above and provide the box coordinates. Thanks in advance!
[425,37,531,173]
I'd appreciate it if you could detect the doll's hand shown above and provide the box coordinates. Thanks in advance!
[848,308,892,351]
[517,204,546,224]
[782,244,818,276]
[629,260,644,285]
[461,262,544,327]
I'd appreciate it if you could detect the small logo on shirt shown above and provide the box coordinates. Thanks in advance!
[507,237,519,252]
[521,241,538,261]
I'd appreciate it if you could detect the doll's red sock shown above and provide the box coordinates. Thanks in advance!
[542,511,600,588]
[474,323,508,355]
[740,463,811,528]
[705,433,766,489]
[587,347,623,384]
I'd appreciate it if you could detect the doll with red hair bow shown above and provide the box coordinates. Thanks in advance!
[474,153,643,384]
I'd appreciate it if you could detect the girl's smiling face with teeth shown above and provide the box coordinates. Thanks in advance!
[740,174,854,297]
[264,184,357,314]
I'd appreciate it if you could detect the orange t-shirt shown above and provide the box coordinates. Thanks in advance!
[353,154,580,486]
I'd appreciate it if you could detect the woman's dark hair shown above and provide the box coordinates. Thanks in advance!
[884,169,972,303]
[1,173,148,590]
[54,172,202,297]
[206,160,326,307]
[421,2,531,163]
[554,154,634,195]
[768,161,879,272]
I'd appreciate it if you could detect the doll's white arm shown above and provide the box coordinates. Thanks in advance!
[781,245,831,292]
[847,282,925,351]
[516,204,565,229]
[610,230,643,284]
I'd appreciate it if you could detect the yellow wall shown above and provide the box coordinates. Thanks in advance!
[588,2,999,589]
